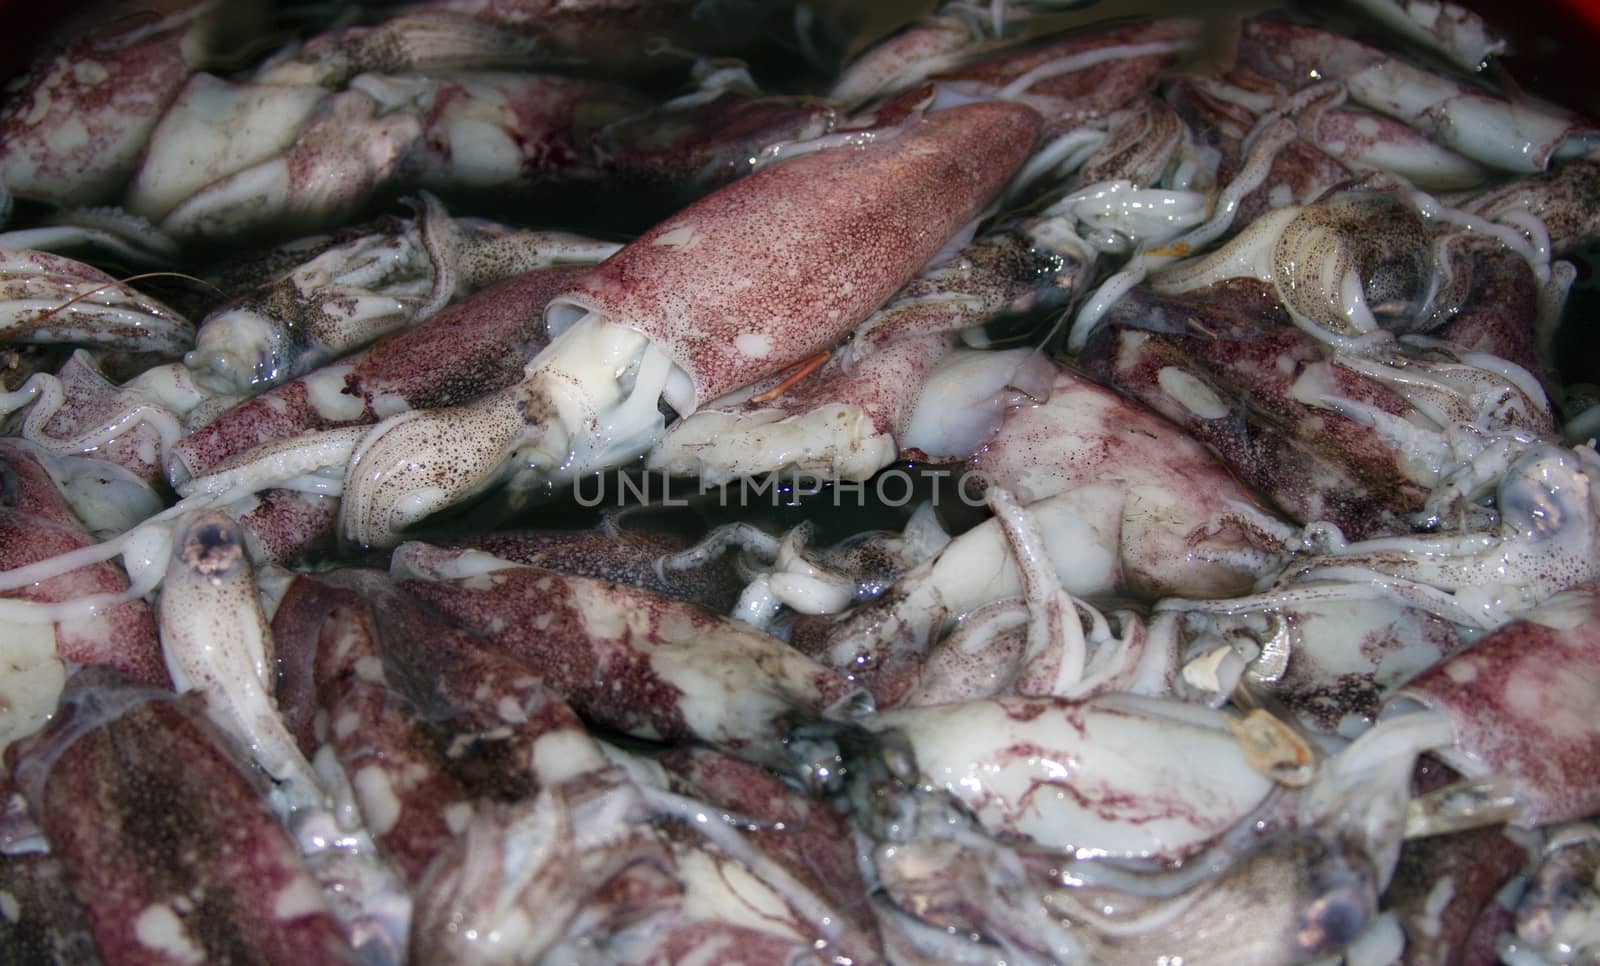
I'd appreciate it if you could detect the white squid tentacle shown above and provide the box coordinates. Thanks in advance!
[988,487,1086,695]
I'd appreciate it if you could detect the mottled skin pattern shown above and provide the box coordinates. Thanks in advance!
[595,93,840,193]
[160,88,422,242]
[205,216,410,296]
[254,10,544,86]
[975,363,1289,598]
[868,695,1274,861]
[0,851,99,963]
[1,248,193,354]
[1396,581,1600,826]
[928,20,1191,138]
[455,525,743,611]
[171,265,578,479]
[347,265,579,410]
[1249,601,1465,735]
[556,100,1041,408]
[404,73,650,186]
[398,565,859,761]
[1457,158,1600,255]
[10,674,353,965]
[648,332,953,482]
[829,13,974,106]
[1080,96,1186,188]
[270,572,367,751]
[341,569,608,798]
[619,918,820,966]
[170,375,364,482]
[795,577,934,709]
[423,0,773,62]
[781,333,951,437]
[234,489,340,564]
[1080,285,1433,538]
[1311,107,1488,190]
[1434,244,1541,374]
[0,1,207,205]
[657,747,883,961]
[849,229,1068,354]
[409,771,678,965]
[1236,16,1593,172]
[1163,71,1354,229]
[1383,824,1526,966]
[310,595,470,886]
[0,440,166,685]
[30,351,169,483]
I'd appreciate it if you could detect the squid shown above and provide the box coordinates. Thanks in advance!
[8,669,360,964]
[868,693,1278,860]
[339,99,1040,547]
[0,0,251,206]
[0,246,192,354]
[0,439,165,754]
[390,541,865,768]
[183,198,619,395]
[1387,579,1600,827]
[809,362,1294,707]
[1238,16,1596,173]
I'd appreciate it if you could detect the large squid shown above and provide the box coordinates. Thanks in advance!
[338,99,1041,546]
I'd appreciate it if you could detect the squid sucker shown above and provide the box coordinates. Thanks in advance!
[2,1,1599,964]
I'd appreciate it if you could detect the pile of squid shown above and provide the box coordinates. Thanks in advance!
[3,0,1600,961]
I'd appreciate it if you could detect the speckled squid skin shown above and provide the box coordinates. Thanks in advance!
[1383,820,1526,966]
[926,20,1193,138]
[1460,159,1600,256]
[0,850,98,962]
[306,590,472,886]
[1079,285,1433,539]
[453,526,744,612]
[647,331,954,484]
[866,694,1275,862]
[554,101,1041,411]
[1238,16,1599,175]
[232,489,340,565]
[1395,580,1600,827]
[0,2,212,206]
[9,671,354,965]
[170,265,581,481]
[1434,245,1541,374]
[974,363,1290,599]
[28,352,171,484]
[396,563,861,763]
[328,566,612,799]
[657,746,883,962]
[591,91,840,194]
[1,247,194,354]
[0,440,166,685]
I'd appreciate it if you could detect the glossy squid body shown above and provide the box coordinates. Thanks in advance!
[10,671,355,965]
[5,3,1600,964]
[1394,580,1600,827]
[340,100,1041,546]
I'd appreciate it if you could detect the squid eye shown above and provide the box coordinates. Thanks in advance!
[1274,192,1432,338]
[1342,195,1432,325]
[181,516,247,577]
[1295,885,1372,956]
[1293,841,1378,957]
[1499,448,1584,542]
